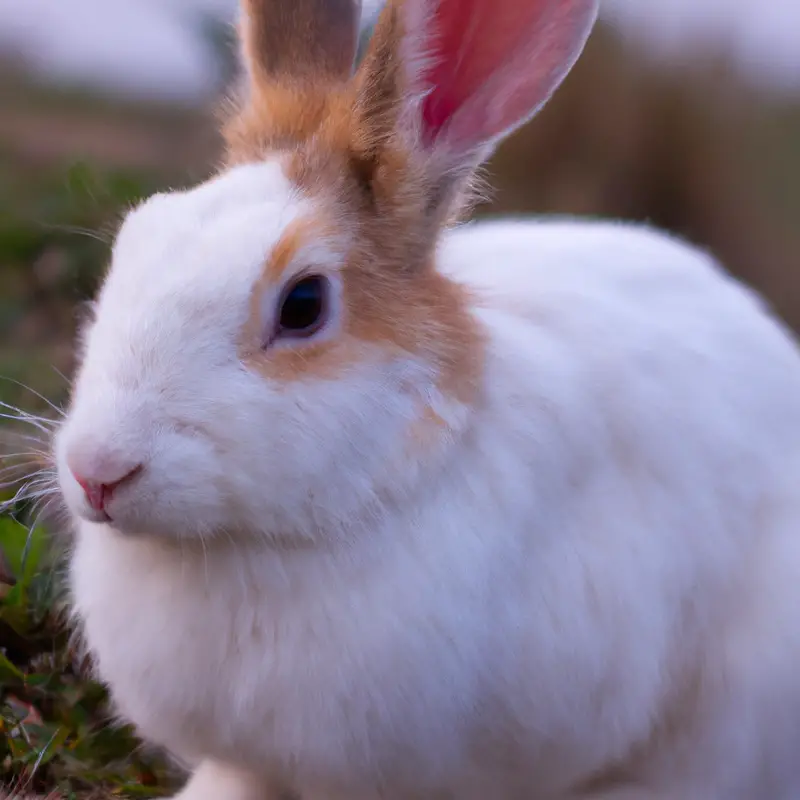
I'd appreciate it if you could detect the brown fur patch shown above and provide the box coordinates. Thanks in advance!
[223,84,352,164]
[230,0,486,407]
[241,237,483,406]
[262,217,322,284]
[241,0,361,83]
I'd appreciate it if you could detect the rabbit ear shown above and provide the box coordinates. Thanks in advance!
[240,0,364,87]
[420,0,599,155]
[354,0,598,170]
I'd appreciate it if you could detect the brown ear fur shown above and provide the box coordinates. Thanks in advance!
[224,0,363,155]
[225,0,477,245]
[350,0,482,241]
[241,0,362,83]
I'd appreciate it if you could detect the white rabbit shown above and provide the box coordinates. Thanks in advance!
[53,0,800,798]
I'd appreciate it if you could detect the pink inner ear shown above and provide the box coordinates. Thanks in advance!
[420,0,597,152]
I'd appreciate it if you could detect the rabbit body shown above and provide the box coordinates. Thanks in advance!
[69,218,800,800]
[57,0,800,797]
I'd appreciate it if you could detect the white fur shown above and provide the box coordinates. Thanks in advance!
[57,178,800,797]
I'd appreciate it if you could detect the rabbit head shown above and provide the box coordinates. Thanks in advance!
[55,0,599,544]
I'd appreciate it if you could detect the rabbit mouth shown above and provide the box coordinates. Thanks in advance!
[80,506,113,524]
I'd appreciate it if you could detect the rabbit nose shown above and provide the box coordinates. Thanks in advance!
[71,464,143,512]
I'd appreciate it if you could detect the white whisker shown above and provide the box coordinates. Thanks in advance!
[0,411,54,434]
[0,460,50,476]
[0,378,66,418]
[7,490,59,509]
[0,399,59,423]
[18,478,58,495]
[0,429,51,447]
[0,462,39,478]
[51,365,70,384]
[2,474,58,504]
[40,221,112,245]
[18,496,59,573]
[29,495,58,528]
[0,452,51,463]
[0,475,44,492]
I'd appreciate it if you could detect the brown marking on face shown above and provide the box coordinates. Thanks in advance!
[240,211,341,351]
[230,0,486,408]
[241,225,484,406]
[262,217,321,284]
[223,84,354,165]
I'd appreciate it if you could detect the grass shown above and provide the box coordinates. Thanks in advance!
[0,516,176,798]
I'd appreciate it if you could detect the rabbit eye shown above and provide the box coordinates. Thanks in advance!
[276,275,329,339]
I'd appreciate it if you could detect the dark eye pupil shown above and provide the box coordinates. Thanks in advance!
[279,276,326,335]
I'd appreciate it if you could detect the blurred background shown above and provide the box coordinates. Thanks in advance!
[0,0,798,796]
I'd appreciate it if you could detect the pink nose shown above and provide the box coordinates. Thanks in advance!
[72,465,143,513]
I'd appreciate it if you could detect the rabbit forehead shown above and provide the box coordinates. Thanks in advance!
[102,159,310,323]
[83,159,319,378]
[114,159,307,280]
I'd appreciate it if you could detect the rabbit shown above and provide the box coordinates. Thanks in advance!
[51,0,800,798]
